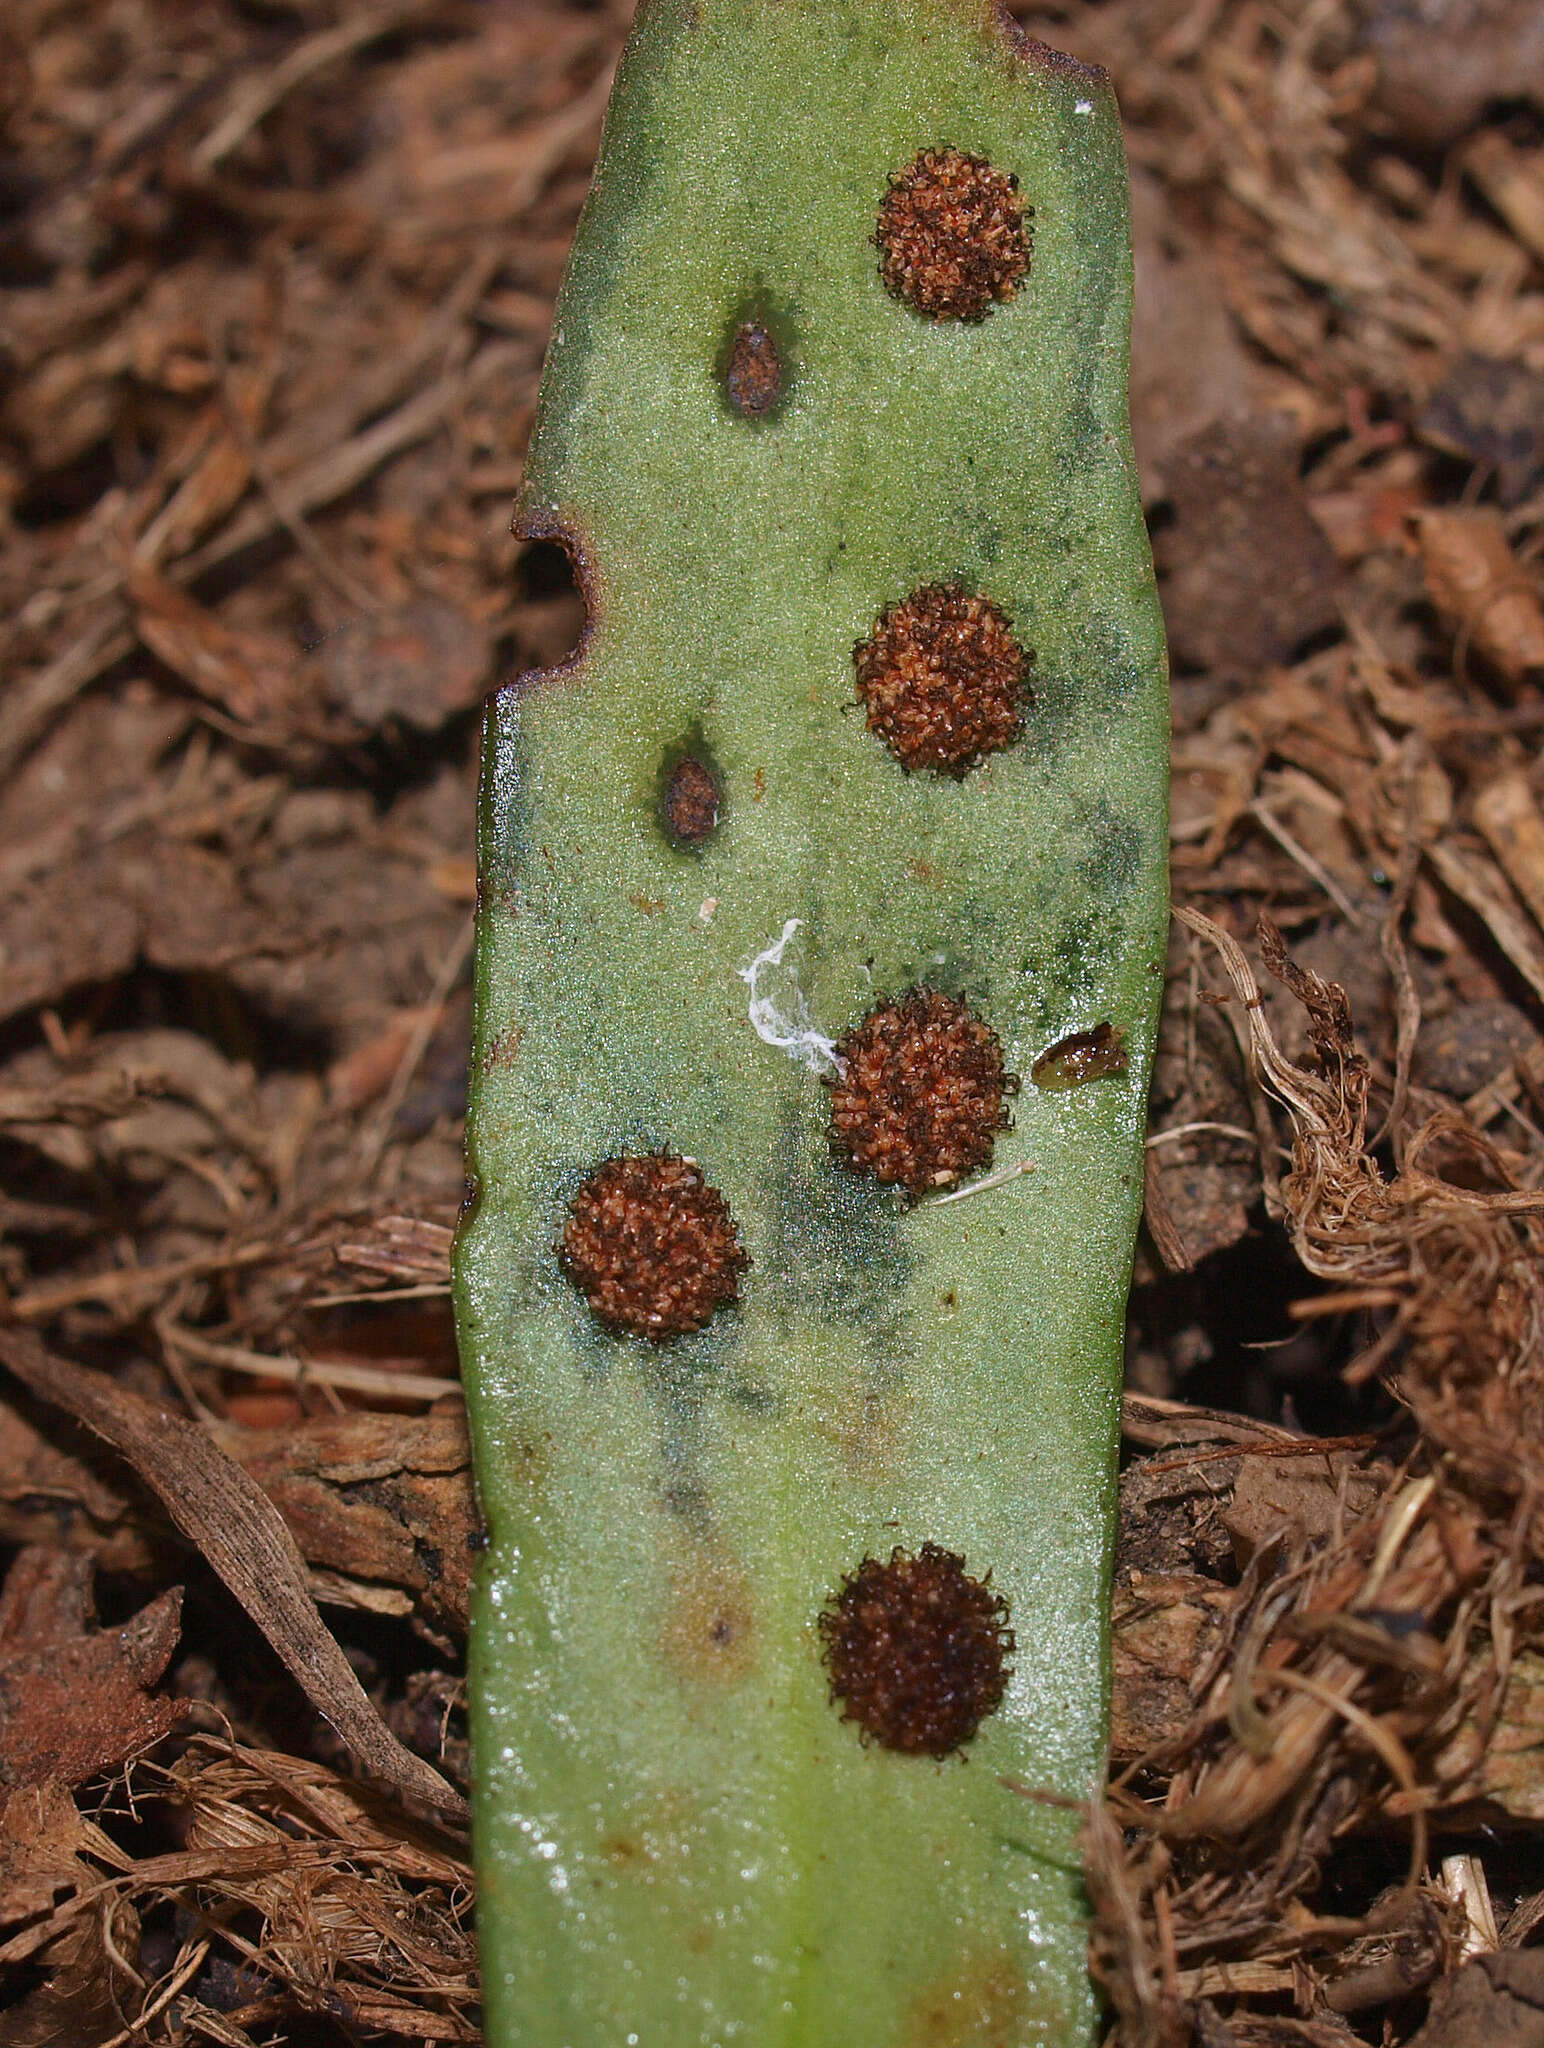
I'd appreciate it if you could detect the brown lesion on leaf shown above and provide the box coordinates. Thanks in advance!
[826,988,1017,1199]
[1031,1020,1128,1091]
[560,1152,748,1340]
[905,1950,1046,2048]
[601,1830,652,1869]
[722,320,783,417]
[818,1542,1014,1757]
[663,756,721,844]
[823,1375,914,1486]
[987,0,1109,88]
[854,584,1031,776]
[875,148,1031,322]
[661,1551,757,1687]
[479,1026,523,1073]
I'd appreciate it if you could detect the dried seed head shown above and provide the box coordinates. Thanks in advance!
[561,1153,747,1339]
[875,147,1030,322]
[819,1542,1013,1757]
[664,756,720,844]
[1031,1021,1128,1091]
[854,584,1029,775]
[724,321,782,416]
[827,988,1014,1197]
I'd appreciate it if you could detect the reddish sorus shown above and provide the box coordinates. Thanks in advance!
[826,988,1015,1198]
[560,1153,747,1339]
[874,147,1031,322]
[819,1542,1014,1757]
[663,756,721,844]
[854,584,1029,775]
[723,320,783,416]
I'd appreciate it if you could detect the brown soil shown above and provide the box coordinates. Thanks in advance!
[2,0,1544,2042]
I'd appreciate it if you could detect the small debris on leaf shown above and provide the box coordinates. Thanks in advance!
[1031,1021,1128,1091]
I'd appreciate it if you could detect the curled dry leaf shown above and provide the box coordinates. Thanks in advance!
[1473,772,1544,939]
[1415,508,1544,688]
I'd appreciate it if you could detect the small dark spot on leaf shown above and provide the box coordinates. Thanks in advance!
[819,1542,1013,1756]
[723,320,783,417]
[1031,1021,1128,1091]
[602,1832,650,1867]
[875,148,1031,322]
[664,756,720,844]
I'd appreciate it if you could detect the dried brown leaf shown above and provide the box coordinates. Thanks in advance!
[0,1549,183,1789]
[0,1782,93,1931]
[0,1332,465,1820]
[1416,509,1544,689]
[1159,413,1342,675]
[1407,1950,1544,2048]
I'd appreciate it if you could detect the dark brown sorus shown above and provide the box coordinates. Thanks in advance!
[854,583,1029,775]
[724,321,782,416]
[664,756,720,843]
[560,1153,747,1339]
[1031,1020,1129,1091]
[826,987,1015,1198]
[874,146,1031,321]
[819,1542,1013,1757]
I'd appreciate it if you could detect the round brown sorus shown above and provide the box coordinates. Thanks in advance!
[663,756,720,844]
[853,584,1028,776]
[826,988,1014,1198]
[818,1542,1013,1757]
[723,321,782,416]
[874,147,1030,322]
[560,1153,747,1340]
